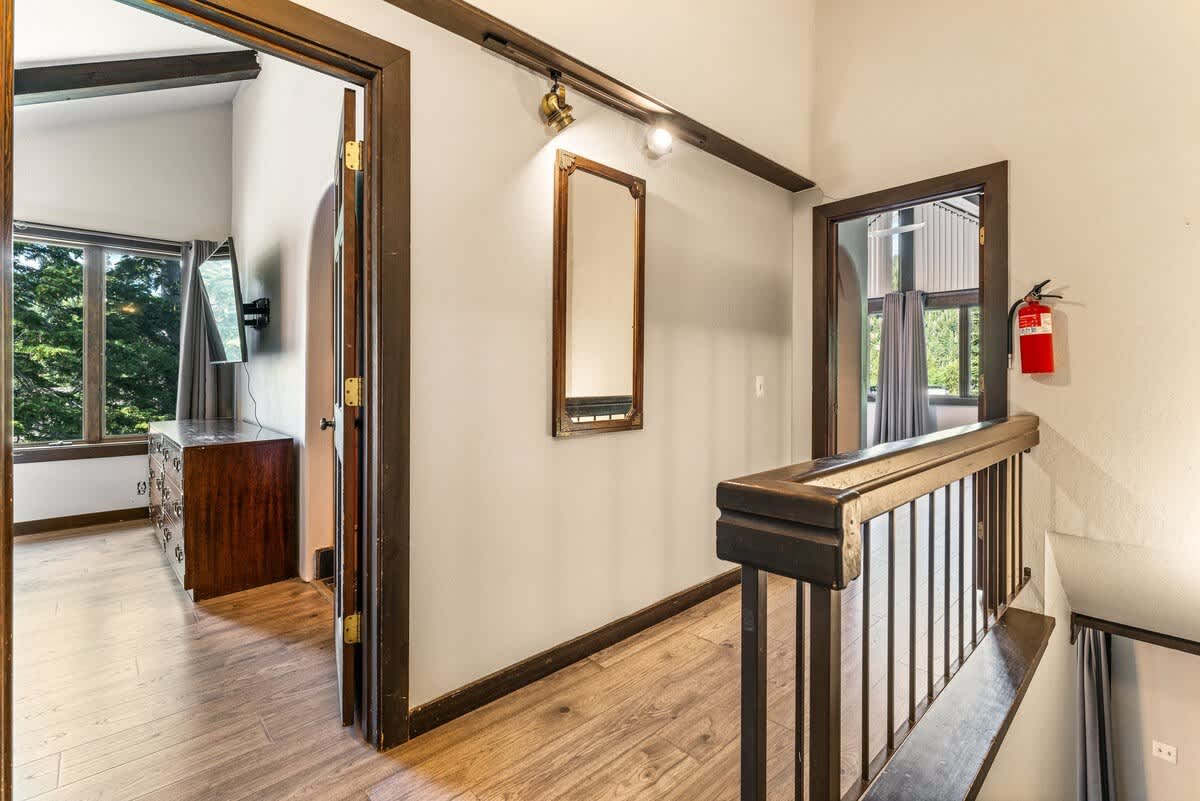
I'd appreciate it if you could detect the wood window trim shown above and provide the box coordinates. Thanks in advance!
[13,224,185,446]
[1,0,414,777]
[812,162,1009,458]
[13,439,148,464]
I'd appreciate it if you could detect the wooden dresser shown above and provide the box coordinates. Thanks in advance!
[147,420,295,601]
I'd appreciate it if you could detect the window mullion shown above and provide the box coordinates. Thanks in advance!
[959,305,971,398]
[82,246,106,443]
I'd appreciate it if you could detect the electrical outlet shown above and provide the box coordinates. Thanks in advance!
[755,376,765,399]
[1153,740,1177,765]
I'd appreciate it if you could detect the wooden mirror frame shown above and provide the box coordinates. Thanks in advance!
[552,150,646,438]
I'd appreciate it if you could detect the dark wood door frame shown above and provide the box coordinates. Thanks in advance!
[0,1,412,786]
[811,162,1009,458]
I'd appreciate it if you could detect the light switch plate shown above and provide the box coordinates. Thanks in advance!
[755,376,765,399]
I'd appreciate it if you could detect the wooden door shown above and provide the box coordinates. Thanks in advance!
[333,88,363,728]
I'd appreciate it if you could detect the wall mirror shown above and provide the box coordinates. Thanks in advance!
[552,150,645,437]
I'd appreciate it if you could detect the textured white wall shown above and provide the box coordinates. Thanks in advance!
[1112,637,1200,801]
[12,97,233,523]
[292,0,796,706]
[811,1,1200,797]
[231,54,348,580]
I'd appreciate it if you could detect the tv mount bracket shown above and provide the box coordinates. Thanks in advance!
[242,298,271,329]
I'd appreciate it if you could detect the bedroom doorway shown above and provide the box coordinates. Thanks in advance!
[0,1,412,796]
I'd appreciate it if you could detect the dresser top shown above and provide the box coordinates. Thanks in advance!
[150,419,292,448]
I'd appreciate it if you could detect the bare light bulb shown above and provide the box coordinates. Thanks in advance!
[646,126,674,157]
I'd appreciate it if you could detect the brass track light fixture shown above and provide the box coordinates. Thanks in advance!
[539,69,575,133]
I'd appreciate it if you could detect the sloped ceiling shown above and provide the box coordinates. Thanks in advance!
[15,0,248,118]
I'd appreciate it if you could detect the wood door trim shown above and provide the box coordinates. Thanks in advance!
[811,162,1009,458]
[0,0,412,773]
[408,568,741,737]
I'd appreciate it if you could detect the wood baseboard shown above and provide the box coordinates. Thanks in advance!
[14,507,149,537]
[408,567,741,738]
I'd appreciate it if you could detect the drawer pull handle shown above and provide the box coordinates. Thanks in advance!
[172,457,181,471]
[136,480,148,495]
[175,545,184,563]
[174,501,183,516]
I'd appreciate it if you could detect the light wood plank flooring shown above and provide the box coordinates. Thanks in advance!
[15,499,983,801]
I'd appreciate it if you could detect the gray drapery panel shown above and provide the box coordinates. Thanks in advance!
[1077,629,1117,801]
[873,290,932,444]
[176,240,234,420]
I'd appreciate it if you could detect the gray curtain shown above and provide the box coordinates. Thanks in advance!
[874,290,932,444]
[176,240,234,420]
[1077,629,1117,801]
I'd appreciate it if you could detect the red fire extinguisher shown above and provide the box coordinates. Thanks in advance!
[1007,280,1062,374]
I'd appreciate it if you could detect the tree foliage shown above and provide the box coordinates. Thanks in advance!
[866,305,980,397]
[13,241,180,442]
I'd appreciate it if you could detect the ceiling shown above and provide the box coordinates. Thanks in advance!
[15,0,249,119]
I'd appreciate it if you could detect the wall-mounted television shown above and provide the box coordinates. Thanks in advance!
[197,239,248,364]
[198,239,270,364]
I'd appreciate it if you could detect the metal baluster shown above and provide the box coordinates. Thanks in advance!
[982,466,991,633]
[927,493,935,702]
[958,478,965,665]
[861,523,871,782]
[796,580,806,801]
[943,481,950,684]
[809,586,842,801]
[740,567,767,801]
[908,500,917,727]
[887,508,896,753]
[1018,452,1024,586]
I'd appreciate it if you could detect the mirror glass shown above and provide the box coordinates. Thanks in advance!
[553,152,645,436]
[566,169,635,422]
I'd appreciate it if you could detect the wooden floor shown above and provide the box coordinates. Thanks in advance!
[14,502,984,801]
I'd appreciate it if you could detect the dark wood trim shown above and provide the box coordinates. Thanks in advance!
[13,221,182,258]
[14,440,148,464]
[812,162,1009,458]
[866,288,980,314]
[82,246,105,443]
[1070,613,1200,658]
[14,50,260,106]
[1,0,413,765]
[377,0,812,192]
[551,150,645,438]
[408,567,741,737]
[0,4,13,799]
[13,507,149,537]
[860,608,1054,801]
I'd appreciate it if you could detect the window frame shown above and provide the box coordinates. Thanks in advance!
[12,221,183,461]
[866,288,981,405]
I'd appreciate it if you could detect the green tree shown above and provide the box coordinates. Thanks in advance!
[104,252,181,435]
[12,242,181,442]
[13,243,84,442]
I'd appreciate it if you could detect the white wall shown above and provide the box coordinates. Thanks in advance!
[292,0,794,706]
[1112,638,1200,801]
[811,1,1200,797]
[231,55,347,580]
[12,95,233,523]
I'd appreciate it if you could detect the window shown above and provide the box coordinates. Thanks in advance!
[13,224,183,448]
[866,298,980,402]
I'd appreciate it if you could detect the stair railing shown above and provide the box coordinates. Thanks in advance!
[716,414,1038,801]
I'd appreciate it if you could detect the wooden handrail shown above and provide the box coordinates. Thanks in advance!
[716,415,1038,589]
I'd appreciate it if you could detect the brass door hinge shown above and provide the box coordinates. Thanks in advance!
[344,377,364,407]
[343,613,361,645]
[979,226,986,246]
[344,140,363,172]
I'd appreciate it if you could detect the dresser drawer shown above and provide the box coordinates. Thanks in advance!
[162,439,184,481]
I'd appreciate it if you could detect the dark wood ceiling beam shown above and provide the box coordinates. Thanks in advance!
[14,50,259,106]
[380,0,815,192]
